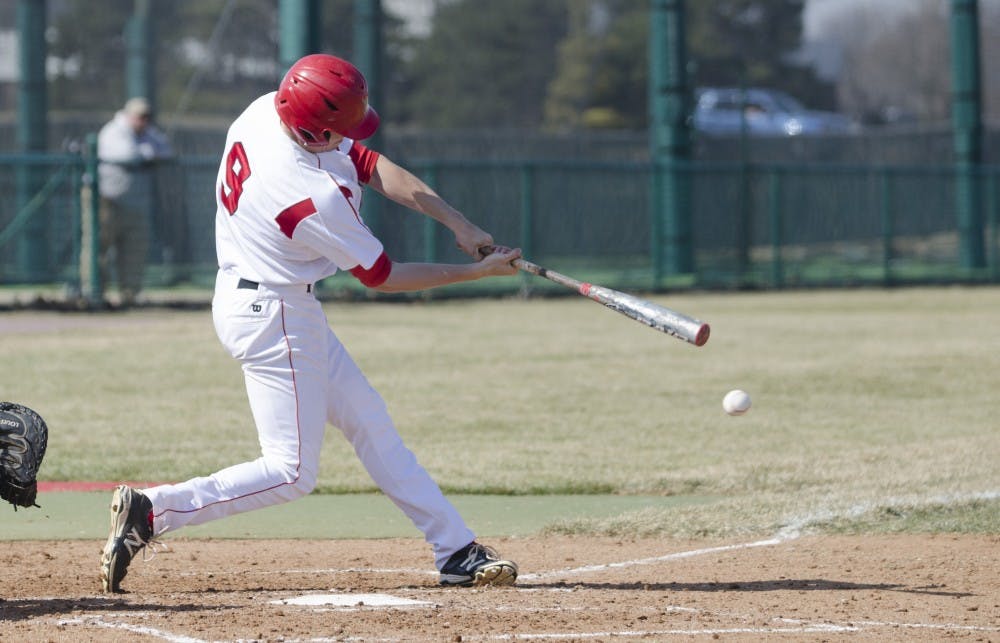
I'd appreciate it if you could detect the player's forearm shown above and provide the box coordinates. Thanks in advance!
[370,262,486,293]
[413,192,470,229]
[371,248,521,293]
[402,188,475,235]
[372,156,470,231]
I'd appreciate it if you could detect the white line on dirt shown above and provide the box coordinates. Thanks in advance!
[179,533,798,580]
[175,566,435,577]
[460,620,1000,640]
[522,488,999,580]
[853,620,1000,632]
[175,537,795,584]
[272,592,433,607]
[58,616,207,643]
[468,625,861,639]
[181,536,792,584]
[245,618,1000,643]
[519,536,786,581]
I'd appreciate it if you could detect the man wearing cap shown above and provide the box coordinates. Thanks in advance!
[82,97,173,307]
[99,55,521,594]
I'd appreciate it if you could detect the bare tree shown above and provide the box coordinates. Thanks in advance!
[831,0,949,124]
[820,0,999,126]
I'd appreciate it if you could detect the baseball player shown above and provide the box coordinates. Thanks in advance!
[100,54,521,593]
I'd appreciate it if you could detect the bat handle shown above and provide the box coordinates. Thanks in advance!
[479,245,534,273]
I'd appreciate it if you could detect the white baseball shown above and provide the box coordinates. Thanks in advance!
[722,389,751,415]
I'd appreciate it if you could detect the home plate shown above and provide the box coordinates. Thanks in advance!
[272,593,433,608]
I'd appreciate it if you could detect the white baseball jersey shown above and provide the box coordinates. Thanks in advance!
[215,92,384,286]
[141,93,476,570]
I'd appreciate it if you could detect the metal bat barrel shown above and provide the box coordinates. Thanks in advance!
[498,252,709,347]
[580,283,710,346]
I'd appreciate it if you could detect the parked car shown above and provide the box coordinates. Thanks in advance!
[693,87,856,137]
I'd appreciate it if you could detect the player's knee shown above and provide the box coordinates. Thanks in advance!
[265,472,315,504]
[262,456,317,500]
[289,470,317,497]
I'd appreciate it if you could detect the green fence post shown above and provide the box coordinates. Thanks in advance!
[736,77,752,286]
[70,155,82,287]
[649,0,693,285]
[950,0,985,270]
[125,0,154,105]
[880,169,893,287]
[421,164,439,262]
[279,0,320,72]
[85,133,102,303]
[987,170,998,281]
[354,0,384,241]
[737,162,753,286]
[650,162,664,286]
[520,162,534,249]
[16,0,49,282]
[519,163,535,290]
[768,170,783,288]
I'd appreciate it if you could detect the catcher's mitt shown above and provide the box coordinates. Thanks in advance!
[0,402,48,509]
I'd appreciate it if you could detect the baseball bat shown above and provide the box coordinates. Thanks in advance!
[482,247,710,346]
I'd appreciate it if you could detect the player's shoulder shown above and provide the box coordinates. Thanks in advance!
[230,93,279,131]
[249,91,278,112]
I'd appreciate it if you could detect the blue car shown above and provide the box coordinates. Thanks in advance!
[693,87,856,137]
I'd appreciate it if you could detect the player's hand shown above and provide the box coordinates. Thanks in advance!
[453,221,494,259]
[478,245,521,276]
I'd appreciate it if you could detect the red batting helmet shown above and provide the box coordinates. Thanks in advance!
[274,54,380,148]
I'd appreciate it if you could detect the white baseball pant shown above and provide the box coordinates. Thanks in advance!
[143,269,475,568]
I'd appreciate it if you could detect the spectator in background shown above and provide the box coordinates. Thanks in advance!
[81,97,173,307]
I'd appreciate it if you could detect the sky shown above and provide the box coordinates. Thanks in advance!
[802,0,920,40]
[384,0,435,37]
[386,0,933,41]
[800,0,948,80]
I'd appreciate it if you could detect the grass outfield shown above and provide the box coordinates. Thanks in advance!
[1,286,997,538]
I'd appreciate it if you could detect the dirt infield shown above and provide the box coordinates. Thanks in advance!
[1,534,997,641]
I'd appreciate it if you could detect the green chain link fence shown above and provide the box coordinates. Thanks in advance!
[1,149,998,304]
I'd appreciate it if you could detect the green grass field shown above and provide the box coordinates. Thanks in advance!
[1,286,997,539]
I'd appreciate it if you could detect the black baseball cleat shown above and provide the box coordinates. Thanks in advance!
[100,485,156,593]
[439,542,518,587]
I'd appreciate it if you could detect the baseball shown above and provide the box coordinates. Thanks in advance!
[722,389,751,415]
